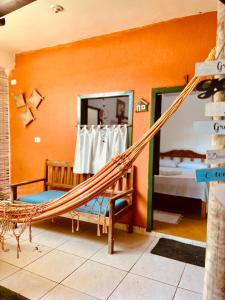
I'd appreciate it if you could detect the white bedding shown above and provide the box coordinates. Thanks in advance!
[154,167,209,202]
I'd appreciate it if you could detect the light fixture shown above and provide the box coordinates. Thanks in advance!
[51,4,64,14]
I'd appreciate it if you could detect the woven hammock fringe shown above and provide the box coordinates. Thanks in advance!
[0,48,216,255]
[69,196,110,236]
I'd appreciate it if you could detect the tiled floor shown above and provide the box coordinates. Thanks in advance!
[0,218,204,300]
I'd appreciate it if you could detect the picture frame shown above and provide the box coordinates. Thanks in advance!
[28,89,43,109]
[116,99,126,118]
[20,108,34,127]
[14,92,26,108]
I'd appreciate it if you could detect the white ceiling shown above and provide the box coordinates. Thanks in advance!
[0,0,216,54]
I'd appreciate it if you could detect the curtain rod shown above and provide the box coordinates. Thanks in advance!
[75,124,132,127]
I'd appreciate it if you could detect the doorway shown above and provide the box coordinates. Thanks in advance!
[147,86,210,241]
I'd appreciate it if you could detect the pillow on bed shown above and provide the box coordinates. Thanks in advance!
[177,161,207,169]
[160,169,182,176]
[159,159,177,168]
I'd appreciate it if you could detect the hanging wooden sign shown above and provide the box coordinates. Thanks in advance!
[206,149,225,164]
[193,121,225,135]
[136,99,149,112]
[205,102,225,117]
[196,168,225,183]
[195,78,225,99]
[195,59,225,76]
[28,89,43,109]
[215,184,225,207]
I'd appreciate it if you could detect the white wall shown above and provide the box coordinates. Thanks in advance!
[160,92,211,154]
[0,50,15,73]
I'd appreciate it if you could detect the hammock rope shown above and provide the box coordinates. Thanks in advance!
[0,48,215,249]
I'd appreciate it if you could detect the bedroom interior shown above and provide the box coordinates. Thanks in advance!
[152,91,211,241]
[1,1,225,299]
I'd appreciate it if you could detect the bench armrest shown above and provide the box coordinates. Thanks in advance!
[109,188,134,203]
[11,178,46,188]
[10,178,46,200]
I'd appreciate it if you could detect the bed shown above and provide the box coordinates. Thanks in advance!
[153,150,208,218]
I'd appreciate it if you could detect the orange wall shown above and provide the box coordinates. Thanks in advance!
[9,12,216,228]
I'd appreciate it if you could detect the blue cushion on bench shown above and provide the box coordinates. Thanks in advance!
[18,190,66,204]
[18,191,128,216]
[76,196,128,217]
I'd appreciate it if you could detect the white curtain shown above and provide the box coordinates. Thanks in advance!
[73,125,127,174]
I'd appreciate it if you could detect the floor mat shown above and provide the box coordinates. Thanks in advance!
[0,285,29,300]
[153,210,182,224]
[151,238,205,267]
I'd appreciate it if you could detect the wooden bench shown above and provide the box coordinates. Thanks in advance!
[11,159,134,254]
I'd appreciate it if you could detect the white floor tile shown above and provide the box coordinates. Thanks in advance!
[19,225,45,241]
[1,269,56,300]
[131,253,185,286]
[174,288,202,300]
[91,244,145,271]
[0,224,205,300]
[109,273,176,300]
[42,284,97,300]
[179,264,205,293]
[0,261,19,280]
[145,237,160,252]
[58,221,99,236]
[62,260,126,300]
[57,236,105,258]
[115,231,154,250]
[18,218,66,241]
[5,225,44,241]
[25,249,85,282]
[0,239,52,268]
[32,231,70,248]
[32,217,67,230]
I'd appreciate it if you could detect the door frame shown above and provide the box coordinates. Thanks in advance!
[77,90,134,146]
[146,85,184,232]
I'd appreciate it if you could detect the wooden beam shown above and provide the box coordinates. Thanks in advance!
[206,149,225,164]
[0,0,37,17]
[203,1,225,299]
[205,102,225,117]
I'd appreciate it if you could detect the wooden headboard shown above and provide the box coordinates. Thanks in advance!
[160,150,206,162]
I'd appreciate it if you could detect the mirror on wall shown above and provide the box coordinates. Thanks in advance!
[81,96,129,125]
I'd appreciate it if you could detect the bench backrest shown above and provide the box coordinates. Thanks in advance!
[45,159,134,192]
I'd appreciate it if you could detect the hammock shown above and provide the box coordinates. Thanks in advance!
[0,48,215,255]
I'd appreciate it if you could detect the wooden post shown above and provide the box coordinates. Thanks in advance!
[108,200,115,254]
[11,186,17,200]
[0,68,10,202]
[44,159,48,191]
[203,1,225,299]
[128,207,133,233]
